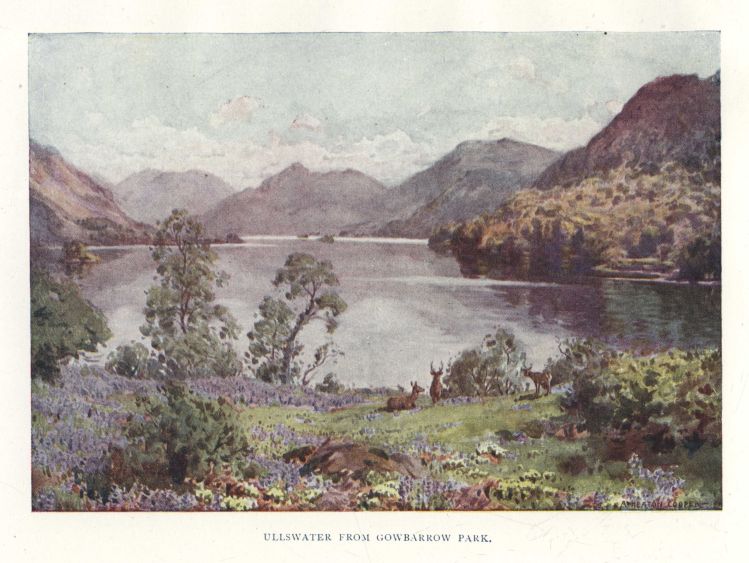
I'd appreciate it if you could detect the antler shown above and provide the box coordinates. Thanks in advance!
[557,340,589,371]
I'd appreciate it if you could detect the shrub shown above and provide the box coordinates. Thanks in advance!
[315,373,344,394]
[123,382,251,486]
[105,342,152,378]
[443,328,526,397]
[563,348,721,455]
[548,338,612,387]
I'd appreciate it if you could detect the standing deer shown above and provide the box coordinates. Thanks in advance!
[386,381,425,412]
[429,361,444,404]
[522,364,552,397]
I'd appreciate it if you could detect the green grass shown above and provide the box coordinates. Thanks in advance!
[234,391,720,506]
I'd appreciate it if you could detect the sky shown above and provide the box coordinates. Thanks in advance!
[28,32,720,189]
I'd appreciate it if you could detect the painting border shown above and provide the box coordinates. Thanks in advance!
[3,1,748,562]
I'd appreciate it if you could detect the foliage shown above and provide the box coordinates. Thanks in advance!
[62,240,100,263]
[32,351,721,511]
[547,338,613,387]
[315,373,345,394]
[677,230,721,281]
[431,164,720,280]
[563,348,721,453]
[30,268,111,382]
[247,253,347,386]
[443,328,526,397]
[123,381,251,485]
[105,342,154,378]
[140,209,241,378]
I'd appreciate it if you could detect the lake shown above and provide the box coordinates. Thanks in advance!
[76,237,721,388]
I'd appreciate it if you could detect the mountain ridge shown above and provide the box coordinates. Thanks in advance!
[113,168,235,224]
[29,140,152,245]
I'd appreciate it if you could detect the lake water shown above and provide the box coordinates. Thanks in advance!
[76,237,721,388]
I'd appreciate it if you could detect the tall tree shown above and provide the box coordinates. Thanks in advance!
[140,209,240,378]
[247,253,347,386]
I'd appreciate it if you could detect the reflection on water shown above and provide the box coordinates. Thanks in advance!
[73,239,720,388]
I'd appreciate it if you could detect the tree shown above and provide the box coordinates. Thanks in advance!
[30,268,111,382]
[677,230,721,282]
[443,328,526,397]
[140,209,241,378]
[247,253,347,386]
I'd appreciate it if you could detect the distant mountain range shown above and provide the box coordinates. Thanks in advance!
[30,71,720,259]
[201,163,388,237]
[29,140,151,245]
[112,169,235,224]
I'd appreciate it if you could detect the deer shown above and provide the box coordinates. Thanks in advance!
[386,381,425,412]
[522,363,552,397]
[429,361,444,404]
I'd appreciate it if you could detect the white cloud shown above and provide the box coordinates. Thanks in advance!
[46,115,439,189]
[290,113,322,131]
[507,56,537,81]
[606,99,624,115]
[474,114,603,151]
[209,95,262,128]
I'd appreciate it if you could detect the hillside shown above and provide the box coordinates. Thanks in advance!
[430,73,721,281]
[347,139,560,238]
[29,140,151,245]
[535,72,720,189]
[113,169,235,225]
[201,163,388,237]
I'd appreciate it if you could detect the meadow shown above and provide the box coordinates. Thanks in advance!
[31,348,721,511]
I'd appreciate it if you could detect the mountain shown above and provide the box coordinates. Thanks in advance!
[534,72,720,189]
[201,163,388,236]
[357,139,560,238]
[430,72,721,282]
[29,140,151,245]
[112,169,235,224]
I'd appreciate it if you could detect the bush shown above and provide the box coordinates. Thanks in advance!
[105,342,152,378]
[31,268,111,382]
[443,328,526,397]
[123,382,251,486]
[548,338,612,387]
[315,373,344,394]
[563,348,721,455]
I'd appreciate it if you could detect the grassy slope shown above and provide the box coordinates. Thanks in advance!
[238,391,721,507]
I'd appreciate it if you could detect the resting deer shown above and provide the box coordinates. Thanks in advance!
[386,381,424,412]
[522,365,552,397]
[429,361,444,404]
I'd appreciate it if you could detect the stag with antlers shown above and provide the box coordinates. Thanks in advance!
[429,361,444,404]
[386,381,425,412]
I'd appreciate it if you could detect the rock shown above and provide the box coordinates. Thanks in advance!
[299,439,425,481]
[282,445,317,464]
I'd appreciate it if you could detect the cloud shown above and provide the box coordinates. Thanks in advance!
[44,115,439,189]
[606,100,624,115]
[290,113,322,131]
[209,95,261,127]
[507,56,537,81]
[473,114,602,151]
